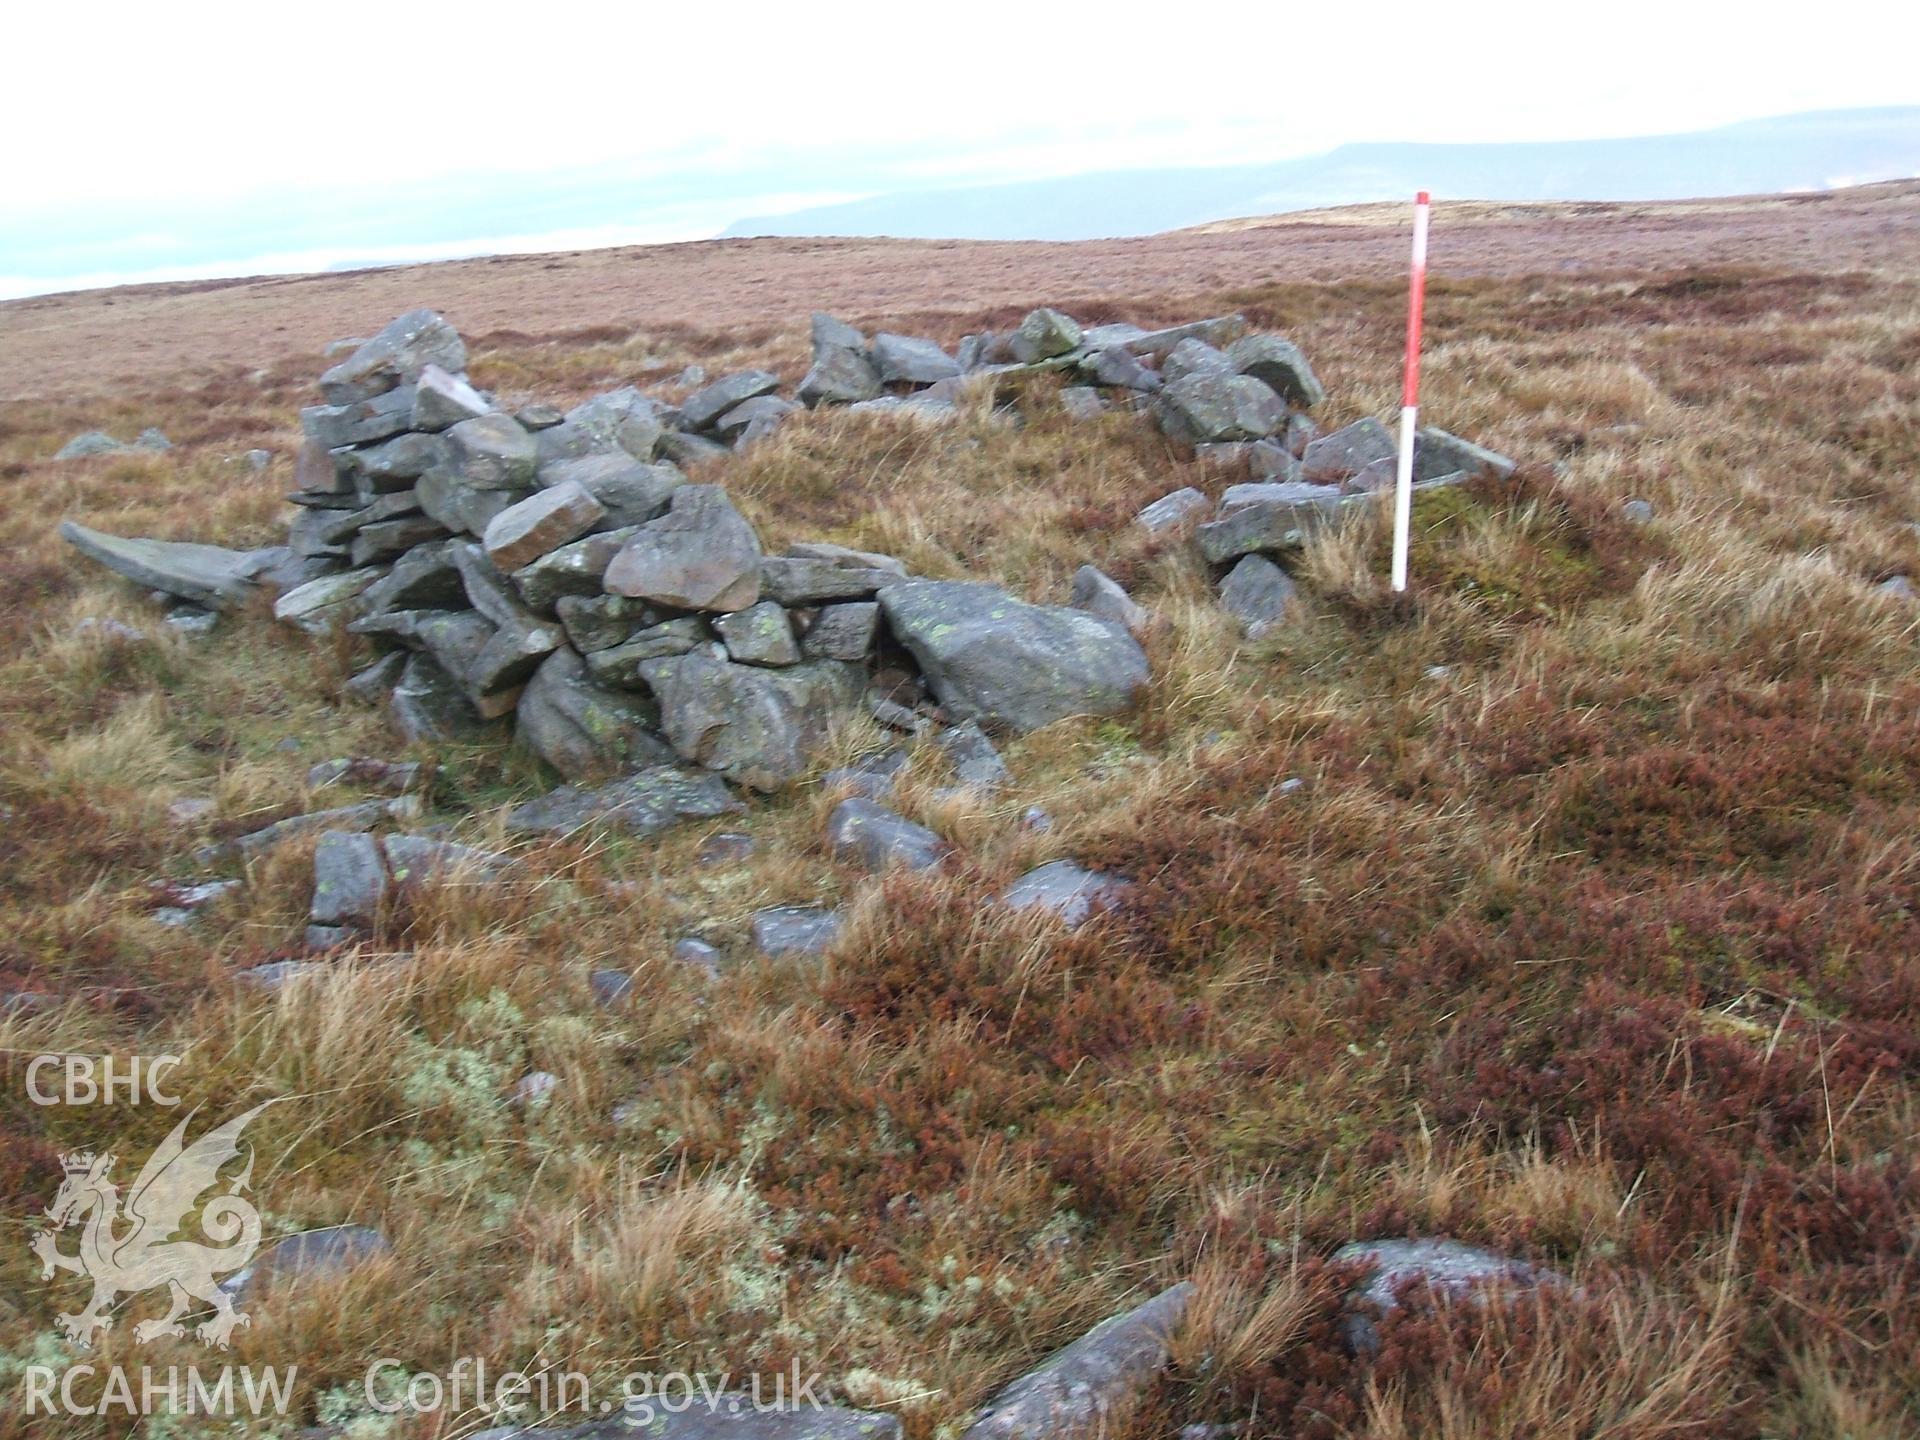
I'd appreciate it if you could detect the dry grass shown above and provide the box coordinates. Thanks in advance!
[0,199,1918,1437]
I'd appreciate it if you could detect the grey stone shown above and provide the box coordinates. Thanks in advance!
[658,431,734,468]
[504,765,742,839]
[1302,417,1396,483]
[1135,488,1210,534]
[555,593,664,652]
[344,651,408,705]
[287,502,365,556]
[1414,426,1517,482]
[810,312,867,355]
[516,403,565,430]
[1020,806,1053,833]
[1227,334,1325,408]
[799,344,883,406]
[652,651,864,791]
[538,452,685,529]
[349,515,450,567]
[60,521,260,611]
[1218,555,1298,638]
[56,431,126,460]
[872,333,960,385]
[360,540,466,614]
[1000,860,1133,928]
[318,308,465,404]
[716,601,800,666]
[237,959,326,989]
[445,412,538,489]
[1878,574,1915,599]
[301,386,418,448]
[225,1226,391,1302]
[1195,489,1359,565]
[1157,371,1287,445]
[878,580,1149,733]
[410,364,491,431]
[824,749,910,800]
[273,568,385,633]
[1012,308,1083,363]
[305,925,356,951]
[936,720,1012,793]
[1162,339,1236,385]
[131,428,173,453]
[482,481,606,571]
[761,557,899,605]
[511,525,641,613]
[1283,412,1317,458]
[196,797,417,867]
[1621,498,1655,524]
[354,430,449,485]
[294,438,354,496]
[961,1283,1192,1440]
[682,371,780,432]
[604,486,763,612]
[1057,386,1107,421]
[583,618,709,688]
[590,969,634,1005]
[1201,441,1301,483]
[1331,1238,1565,1355]
[802,601,880,661]
[827,798,949,872]
[416,468,532,537]
[390,654,498,744]
[1112,316,1248,359]
[673,937,724,978]
[1070,566,1148,635]
[1084,346,1162,392]
[165,607,218,636]
[536,388,666,466]
[787,541,907,577]
[310,831,387,929]
[714,394,799,442]
[517,647,672,781]
[380,834,513,886]
[1220,480,1340,515]
[750,906,843,958]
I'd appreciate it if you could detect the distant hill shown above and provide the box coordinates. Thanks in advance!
[722,108,1920,241]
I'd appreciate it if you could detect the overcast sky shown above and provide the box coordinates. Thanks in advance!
[3,0,1916,297]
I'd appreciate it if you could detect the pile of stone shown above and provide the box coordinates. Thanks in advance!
[58,303,1520,830]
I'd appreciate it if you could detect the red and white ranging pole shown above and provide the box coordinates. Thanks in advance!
[1390,190,1431,593]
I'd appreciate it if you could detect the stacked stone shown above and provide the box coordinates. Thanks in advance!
[252,310,1153,813]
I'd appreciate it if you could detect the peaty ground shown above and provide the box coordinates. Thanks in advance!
[0,184,1916,1437]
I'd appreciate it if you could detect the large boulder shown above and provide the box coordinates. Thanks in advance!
[410,364,491,431]
[301,386,418,448]
[1218,554,1298,637]
[877,580,1149,733]
[799,316,882,405]
[1195,487,1359,565]
[482,482,606,571]
[273,568,385,633]
[318,309,466,405]
[961,1283,1192,1440]
[1227,334,1324,408]
[445,412,538,488]
[535,387,665,465]
[1413,426,1517,481]
[651,650,864,791]
[603,485,763,612]
[516,647,673,781]
[681,371,780,432]
[55,431,126,460]
[538,452,684,528]
[1011,308,1083,363]
[310,831,387,929]
[60,522,260,611]
[1156,371,1287,445]
[871,333,961,385]
[1301,417,1396,482]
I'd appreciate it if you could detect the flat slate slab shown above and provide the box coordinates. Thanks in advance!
[60,521,261,611]
[505,765,742,839]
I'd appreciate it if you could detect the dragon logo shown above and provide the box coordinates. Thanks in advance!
[31,1101,277,1348]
